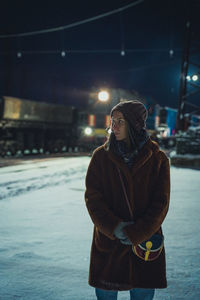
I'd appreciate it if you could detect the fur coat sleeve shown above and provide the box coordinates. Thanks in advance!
[123,152,170,245]
[85,151,122,240]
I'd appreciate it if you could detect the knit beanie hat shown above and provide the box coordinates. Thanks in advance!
[110,100,148,133]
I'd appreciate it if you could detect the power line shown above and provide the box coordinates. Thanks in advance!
[0,48,182,55]
[0,0,144,39]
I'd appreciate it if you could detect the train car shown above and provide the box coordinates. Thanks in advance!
[0,96,77,156]
[77,110,110,151]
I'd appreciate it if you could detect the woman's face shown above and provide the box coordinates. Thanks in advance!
[111,110,127,141]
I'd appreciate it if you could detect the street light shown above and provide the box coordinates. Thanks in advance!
[186,75,191,81]
[98,90,110,102]
[169,49,174,58]
[186,74,198,81]
[192,74,198,81]
[84,127,93,136]
[17,52,22,58]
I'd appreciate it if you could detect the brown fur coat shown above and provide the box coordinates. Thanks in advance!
[85,139,170,290]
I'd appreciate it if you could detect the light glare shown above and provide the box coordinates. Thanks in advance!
[84,127,92,135]
[98,91,109,102]
[192,74,198,81]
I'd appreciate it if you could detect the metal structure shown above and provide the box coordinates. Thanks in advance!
[176,2,200,132]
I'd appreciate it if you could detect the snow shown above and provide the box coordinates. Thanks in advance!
[170,150,200,159]
[0,157,89,200]
[0,157,200,299]
[177,125,200,136]
[188,125,200,132]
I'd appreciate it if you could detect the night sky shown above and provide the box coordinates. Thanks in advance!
[0,0,199,109]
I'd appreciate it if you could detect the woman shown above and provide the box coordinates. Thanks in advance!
[85,100,170,300]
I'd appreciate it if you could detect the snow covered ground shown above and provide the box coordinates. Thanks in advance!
[0,156,200,300]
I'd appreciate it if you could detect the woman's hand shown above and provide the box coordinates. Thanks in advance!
[114,221,134,245]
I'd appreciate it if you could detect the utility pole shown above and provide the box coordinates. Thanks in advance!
[176,0,200,132]
[176,21,191,132]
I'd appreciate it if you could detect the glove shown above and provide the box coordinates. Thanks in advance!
[114,222,127,240]
[120,237,132,245]
[114,221,134,240]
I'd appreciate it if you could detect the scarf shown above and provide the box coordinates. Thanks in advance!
[114,129,149,168]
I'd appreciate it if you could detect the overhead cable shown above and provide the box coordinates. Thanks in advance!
[0,0,144,39]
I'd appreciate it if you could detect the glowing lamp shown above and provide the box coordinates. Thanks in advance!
[192,74,198,81]
[84,127,93,136]
[98,91,109,102]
